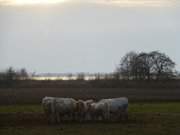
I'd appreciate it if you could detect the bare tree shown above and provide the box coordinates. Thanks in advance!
[17,68,28,80]
[135,52,155,80]
[113,71,120,80]
[116,51,138,80]
[67,73,73,80]
[150,51,175,80]
[116,51,176,80]
[94,73,101,80]
[77,73,85,80]
[5,67,17,81]
[116,52,137,80]
[0,72,6,80]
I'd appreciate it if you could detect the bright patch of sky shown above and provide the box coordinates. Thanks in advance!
[0,0,179,7]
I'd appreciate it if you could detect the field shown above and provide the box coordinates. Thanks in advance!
[0,80,180,135]
[1,80,180,105]
[1,102,180,135]
[1,87,180,105]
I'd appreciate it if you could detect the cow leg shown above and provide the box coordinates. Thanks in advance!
[91,112,96,121]
[45,113,51,124]
[101,110,108,121]
[117,107,123,121]
[70,112,73,121]
[72,112,76,121]
[49,114,56,124]
[105,111,110,121]
[56,112,61,124]
[118,111,122,121]
[123,110,128,121]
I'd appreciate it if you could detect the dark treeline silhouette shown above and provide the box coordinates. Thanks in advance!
[115,51,176,80]
[0,67,29,87]
[0,51,179,88]
[0,67,29,81]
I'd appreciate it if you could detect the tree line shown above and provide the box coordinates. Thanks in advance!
[115,51,176,80]
[0,51,178,82]
[0,67,29,81]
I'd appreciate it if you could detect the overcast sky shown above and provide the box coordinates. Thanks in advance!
[0,0,180,73]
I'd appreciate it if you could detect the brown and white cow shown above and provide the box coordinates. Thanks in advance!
[76,99,94,121]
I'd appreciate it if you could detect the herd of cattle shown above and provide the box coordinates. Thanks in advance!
[42,97,128,124]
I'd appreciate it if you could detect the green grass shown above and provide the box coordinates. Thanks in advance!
[129,102,180,113]
[1,102,180,135]
[0,105,43,113]
[1,117,180,135]
[1,102,180,113]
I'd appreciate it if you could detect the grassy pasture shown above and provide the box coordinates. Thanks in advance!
[1,102,180,135]
[1,102,180,113]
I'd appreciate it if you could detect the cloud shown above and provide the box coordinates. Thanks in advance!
[92,0,178,7]
[73,0,179,7]
[0,0,67,6]
[0,0,179,7]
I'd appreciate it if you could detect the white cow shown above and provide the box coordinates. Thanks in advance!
[42,97,77,124]
[89,101,108,121]
[42,97,128,123]
[54,98,77,123]
[101,97,128,121]
[89,97,128,121]
[42,97,56,123]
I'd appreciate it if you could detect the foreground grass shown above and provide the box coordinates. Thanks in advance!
[1,102,180,135]
[0,105,42,113]
[129,102,180,113]
[1,114,180,135]
[1,102,180,113]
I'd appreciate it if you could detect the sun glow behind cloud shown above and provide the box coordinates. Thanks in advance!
[0,0,67,5]
[93,0,177,7]
[0,0,178,7]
